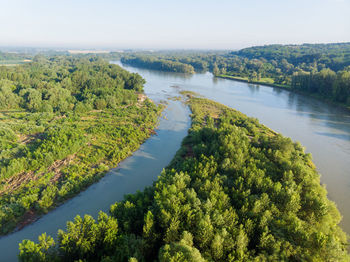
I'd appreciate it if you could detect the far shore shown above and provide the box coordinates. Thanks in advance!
[216,74,350,112]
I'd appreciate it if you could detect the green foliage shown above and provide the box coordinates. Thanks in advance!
[120,43,350,106]
[235,43,350,72]
[0,51,32,66]
[0,56,144,114]
[0,79,21,109]
[121,56,195,74]
[18,233,56,262]
[292,67,350,103]
[159,232,206,262]
[19,97,349,261]
[0,56,161,234]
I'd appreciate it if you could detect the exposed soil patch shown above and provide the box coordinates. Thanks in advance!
[0,170,36,196]
[51,115,67,122]
[0,154,77,196]
[50,154,76,183]
[16,209,38,231]
[137,93,148,107]
[138,93,147,102]
[81,115,97,121]
[184,144,194,158]
[17,132,44,145]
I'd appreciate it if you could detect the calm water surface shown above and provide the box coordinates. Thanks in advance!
[1,61,350,261]
[0,72,191,261]
[118,62,350,236]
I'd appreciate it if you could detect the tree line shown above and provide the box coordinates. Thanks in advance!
[18,95,349,261]
[121,56,195,74]
[0,56,161,235]
[118,43,350,106]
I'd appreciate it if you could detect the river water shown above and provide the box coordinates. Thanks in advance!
[0,68,191,261]
[117,62,350,235]
[1,62,350,261]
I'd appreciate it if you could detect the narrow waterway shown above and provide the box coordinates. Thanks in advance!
[0,80,191,261]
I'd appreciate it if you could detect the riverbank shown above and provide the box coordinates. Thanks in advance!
[216,74,350,111]
[0,96,163,236]
[109,61,350,238]
[19,95,349,261]
[0,57,166,236]
[121,57,195,74]
[113,63,350,112]
[0,99,191,262]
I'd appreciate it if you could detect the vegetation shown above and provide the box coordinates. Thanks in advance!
[0,51,32,66]
[235,43,350,72]
[19,95,349,261]
[0,51,31,61]
[0,56,162,234]
[121,56,195,74]
[231,43,350,105]
[119,43,350,107]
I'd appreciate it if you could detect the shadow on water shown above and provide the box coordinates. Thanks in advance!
[119,62,195,81]
[314,132,350,141]
[247,84,260,94]
[2,61,350,261]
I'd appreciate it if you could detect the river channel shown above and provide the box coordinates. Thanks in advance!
[119,62,350,237]
[1,61,350,261]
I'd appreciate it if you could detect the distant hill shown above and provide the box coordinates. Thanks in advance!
[233,42,350,72]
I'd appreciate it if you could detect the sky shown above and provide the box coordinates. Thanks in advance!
[0,0,349,50]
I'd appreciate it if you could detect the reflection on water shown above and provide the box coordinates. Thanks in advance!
[1,61,350,261]
[117,62,350,237]
[314,132,350,141]
[247,84,260,94]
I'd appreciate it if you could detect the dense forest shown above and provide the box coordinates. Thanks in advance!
[121,56,195,74]
[120,43,350,106]
[0,56,162,234]
[0,51,32,65]
[18,94,349,261]
[0,52,29,61]
[235,43,350,71]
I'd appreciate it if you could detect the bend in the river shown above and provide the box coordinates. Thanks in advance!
[1,61,350,261]
[117,61,350,237]
[0,75,191,262]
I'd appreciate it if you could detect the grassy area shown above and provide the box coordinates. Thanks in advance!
[0,101,162,234]
[0,57,163,234]
[217,74,290,89]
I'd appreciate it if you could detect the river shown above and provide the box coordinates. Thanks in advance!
[1,62,350,261]
[0,70,191,261]
[117,62,350,236]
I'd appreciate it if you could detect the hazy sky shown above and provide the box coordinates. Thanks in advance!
[0,0,349,49]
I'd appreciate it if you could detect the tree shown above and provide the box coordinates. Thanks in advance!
[212,63,220,76]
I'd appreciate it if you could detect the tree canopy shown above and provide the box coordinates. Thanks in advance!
[19,95,349,261]
[0,56,161,235]
[119,43,350,106]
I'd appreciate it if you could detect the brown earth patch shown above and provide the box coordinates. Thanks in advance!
[17,133,44,145]
[0,170,36,196]
[0,154,77,196]
[17,209,37,231]
[138,93,147,103]
[81,115,96,121]
[49,154,76,183]
[136,93,149,107]
[185,145,194,158]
